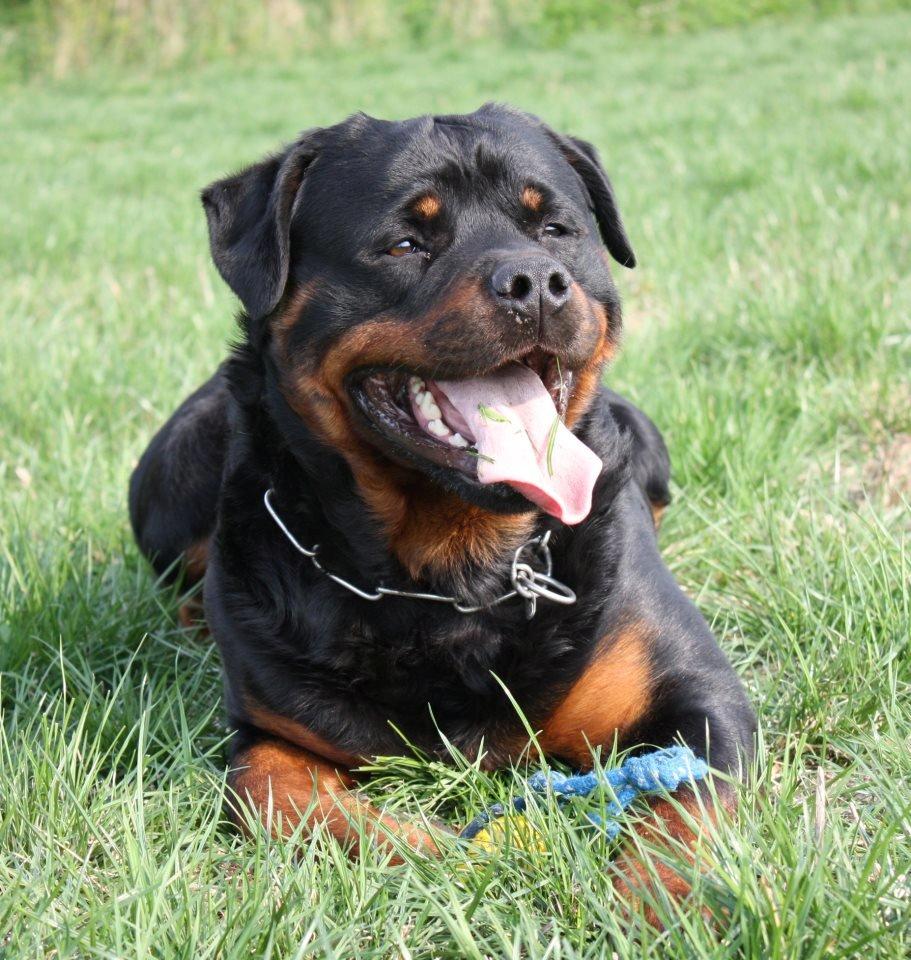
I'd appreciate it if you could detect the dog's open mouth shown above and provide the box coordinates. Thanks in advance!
[349,350,602,524]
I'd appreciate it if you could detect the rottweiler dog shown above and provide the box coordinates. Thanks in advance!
[130,103,755,911]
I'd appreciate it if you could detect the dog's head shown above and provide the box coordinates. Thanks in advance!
[202,104,634,570]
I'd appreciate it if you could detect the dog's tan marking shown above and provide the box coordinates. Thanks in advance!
[413,193,442,219]
[273,272,616,577]
[521,185,545,212]
[279,279,536,577]
[183,538,210,582]
[228,737,445,862]
[272,281,317,356]
[540,623,653,765]
[177,538,210,632]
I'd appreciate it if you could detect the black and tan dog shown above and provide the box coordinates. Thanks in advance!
[130,104,755,909]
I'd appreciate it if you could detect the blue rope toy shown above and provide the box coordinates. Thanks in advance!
[461,745,709,845]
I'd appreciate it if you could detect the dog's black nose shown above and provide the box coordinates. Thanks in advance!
[490,257,571,324]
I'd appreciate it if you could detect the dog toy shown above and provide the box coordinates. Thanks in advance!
[461,745,709,851]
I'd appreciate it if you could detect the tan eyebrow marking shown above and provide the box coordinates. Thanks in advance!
[413,193,442,218]
[522,185,544,212]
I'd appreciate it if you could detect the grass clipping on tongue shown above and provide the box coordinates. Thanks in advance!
[472,403,511,463]
[477,404,511,424]
[462,403,501,463]
[476,401,560,477]
[546,415,559,477]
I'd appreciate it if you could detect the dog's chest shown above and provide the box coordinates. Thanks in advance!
[319,606,586,735]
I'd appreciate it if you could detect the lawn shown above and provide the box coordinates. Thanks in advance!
[1,9,910,958]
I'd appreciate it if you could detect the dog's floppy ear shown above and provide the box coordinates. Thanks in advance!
[201,130,321,320]
[547,130,636,268]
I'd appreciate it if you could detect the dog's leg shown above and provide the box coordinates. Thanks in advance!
[603,388,671,528]
[608,696,746,926]
[129,363,230,591]
[227,732,446,862]
[610,779,735,928]
[540,622,753,926]
[130,363,232,631]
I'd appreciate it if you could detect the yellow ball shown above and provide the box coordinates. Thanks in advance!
[468,815,548,854]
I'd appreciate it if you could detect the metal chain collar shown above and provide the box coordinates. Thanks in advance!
[263,488,577,619]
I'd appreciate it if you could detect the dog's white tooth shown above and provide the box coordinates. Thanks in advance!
[448,432,469,448]
[425,401,442,420]
[427,418,449,437]
[409,376,423,394]
[415,390,427,406]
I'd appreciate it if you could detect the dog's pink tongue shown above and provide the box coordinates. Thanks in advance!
[435,363,602,524]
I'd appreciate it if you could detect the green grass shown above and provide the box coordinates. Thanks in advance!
[1,10,910,958]
[4,0,909,81]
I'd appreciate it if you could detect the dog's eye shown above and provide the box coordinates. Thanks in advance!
[543,223,567,238]
[387,238,425,257]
